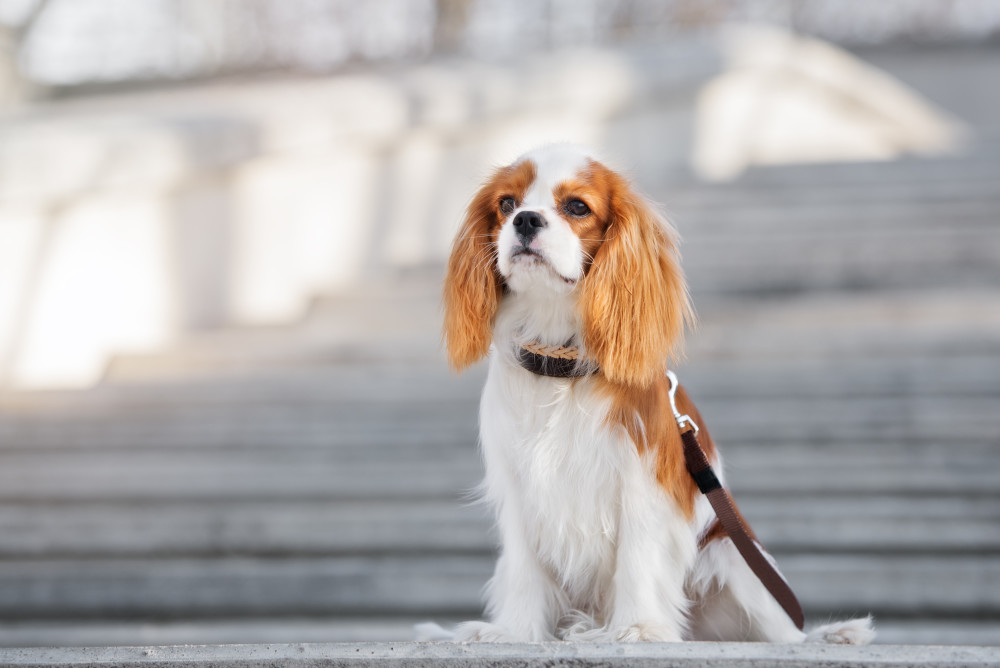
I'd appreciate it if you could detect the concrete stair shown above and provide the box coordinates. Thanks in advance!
[2,642,998,667]
[0,148,998,649]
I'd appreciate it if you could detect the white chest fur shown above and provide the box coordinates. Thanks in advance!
[477,355,693,618]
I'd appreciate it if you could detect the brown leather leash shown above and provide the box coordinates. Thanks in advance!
[516,343,806,630]
[666,370,805,630]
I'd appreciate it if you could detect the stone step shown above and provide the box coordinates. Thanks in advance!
[664,177,1000,210]
[2,395,995,451]
[8,351,999,430]
[1,641,998,667]
[19,339,1000,403]
[683,228,1000,294]
[0,440,994,501]
[0,496,993,558]
[689,290,1000,358]
[100,276,447,383]
[0,619,995,650]
[0,403,994,450]
[86,284,1000,386]
[0,554,994,619]
[676,200,1000,231]
[12,351,1000,416]
[90,344,1000,402]
[679,356,1000,397]
[9,344,1000,407]
[733,151,1000,186]
[4,361,482,415]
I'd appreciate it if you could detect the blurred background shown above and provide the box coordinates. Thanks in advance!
[0,0,998,648]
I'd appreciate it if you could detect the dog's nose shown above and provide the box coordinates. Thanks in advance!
[513,211,546,242]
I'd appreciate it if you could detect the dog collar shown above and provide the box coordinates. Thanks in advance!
[517,342,597,378]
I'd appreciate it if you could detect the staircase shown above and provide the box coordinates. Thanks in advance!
[0,148,998,649]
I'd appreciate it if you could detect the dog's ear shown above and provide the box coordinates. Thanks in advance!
[443,176,505,371]
[579,180,693,388]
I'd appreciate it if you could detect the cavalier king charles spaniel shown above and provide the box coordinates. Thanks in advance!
[433,144,874,644]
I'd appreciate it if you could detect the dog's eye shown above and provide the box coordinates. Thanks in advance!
[565,199,591,217]
[499,197,517,216]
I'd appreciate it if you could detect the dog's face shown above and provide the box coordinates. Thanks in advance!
[444,145,692,388]
[494,147,607,296]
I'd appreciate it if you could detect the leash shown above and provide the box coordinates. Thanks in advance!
[666,370,805,630]
[515,344,805,629]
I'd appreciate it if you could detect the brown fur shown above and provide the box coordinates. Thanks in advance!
[551,171,612,268]
[443,160,536,370]
[599,378,717,519]
[576,162,693,389]
[699,519,729,548]
[699,502,758,548]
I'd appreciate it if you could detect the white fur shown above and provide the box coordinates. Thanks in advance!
[461,348,697,642]
[427,145,875,645]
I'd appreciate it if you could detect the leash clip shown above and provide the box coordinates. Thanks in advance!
[666,370,699,435]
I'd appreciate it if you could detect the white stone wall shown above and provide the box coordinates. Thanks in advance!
[0,30,962,389]
[0,46,714,388]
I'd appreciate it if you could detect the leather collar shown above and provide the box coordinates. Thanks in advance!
[517,342,597,378]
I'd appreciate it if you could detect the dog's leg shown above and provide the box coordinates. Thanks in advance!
[455,500,561,642]
[456,374,564,642]
[687,537,874,644]
[599,484,697,642]
[687,537,805,642]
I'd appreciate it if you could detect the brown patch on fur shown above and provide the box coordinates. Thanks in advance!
[443,159,537,370]
[598,377,718,520]
[575,160,694,388]
[699,519,727,548]
[552,173,612,271]
[561,158,703,515]
[698,504,758,549]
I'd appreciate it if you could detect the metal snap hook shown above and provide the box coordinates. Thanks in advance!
[666,370,699,435]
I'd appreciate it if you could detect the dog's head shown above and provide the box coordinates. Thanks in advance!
[443,144,692,388]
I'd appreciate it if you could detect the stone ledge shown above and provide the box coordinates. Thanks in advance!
[1,642,997,668]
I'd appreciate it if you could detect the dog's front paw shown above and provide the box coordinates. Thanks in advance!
[614,623,683,642]
[453,621,519,643]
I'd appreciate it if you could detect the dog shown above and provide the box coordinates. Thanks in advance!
[433,144,874,644]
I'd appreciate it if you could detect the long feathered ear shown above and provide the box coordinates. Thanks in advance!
[579,181,693,388]
[443,180,504,371]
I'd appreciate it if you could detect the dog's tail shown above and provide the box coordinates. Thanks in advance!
[805,615,876,645]
[414,622,457,641]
